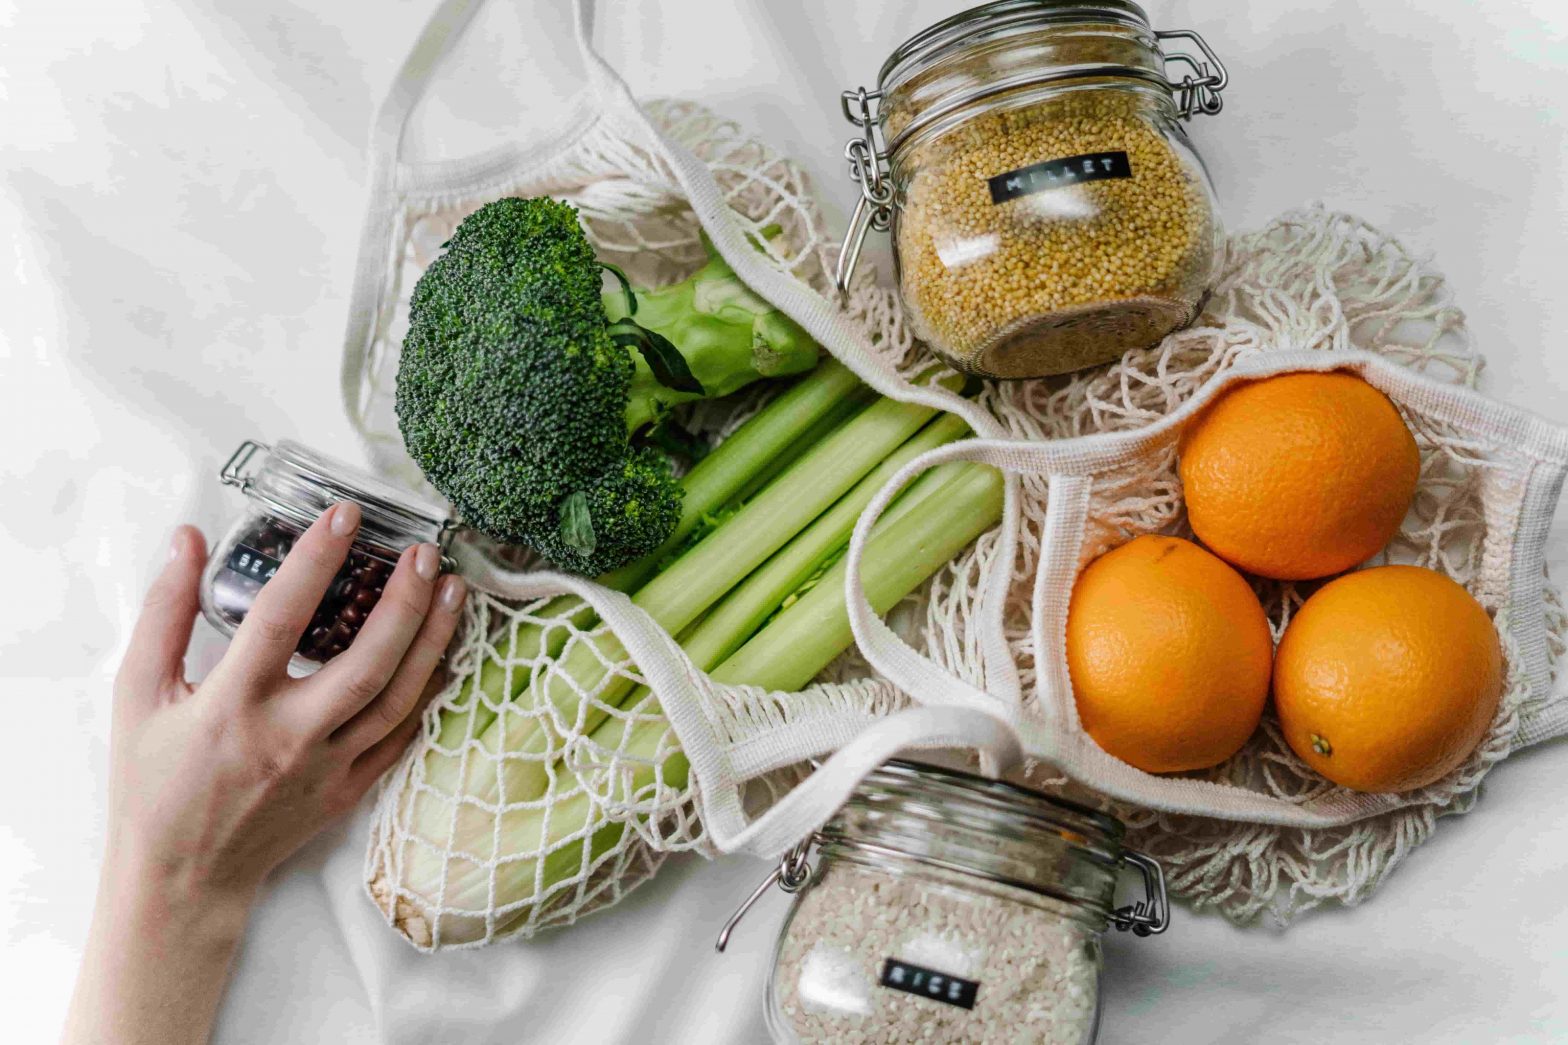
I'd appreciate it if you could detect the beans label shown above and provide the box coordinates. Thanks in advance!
[987,150,1133,204]
[226,544,282,584]
[878,958,980,1010]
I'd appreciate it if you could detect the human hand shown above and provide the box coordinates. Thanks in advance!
[65,502,465,1045]
[110,501,466,905]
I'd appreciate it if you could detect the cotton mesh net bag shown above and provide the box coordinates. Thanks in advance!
[342,0,1568,950]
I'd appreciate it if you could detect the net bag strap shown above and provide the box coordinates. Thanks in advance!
[717,706,1027,859]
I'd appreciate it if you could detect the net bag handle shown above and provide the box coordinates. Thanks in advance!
[339,0,628,476]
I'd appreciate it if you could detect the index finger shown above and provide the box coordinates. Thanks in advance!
[226,501,361,684]
[118,525,208,700]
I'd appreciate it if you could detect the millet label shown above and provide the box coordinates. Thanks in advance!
[878,958,980,1010]
[225,544,282,584]
[987,150,1132,204]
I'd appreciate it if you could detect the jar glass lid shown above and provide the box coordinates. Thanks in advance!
[877,0,1155,95]
[848,758,1124,851]
[817,759,1129,922]
[221,439,454,554]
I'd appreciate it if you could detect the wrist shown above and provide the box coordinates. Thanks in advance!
[96,843,257,953]
[66,843,256,1045]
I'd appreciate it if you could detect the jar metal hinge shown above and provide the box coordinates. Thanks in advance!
[1112,850,1170,937]
[832,87,893,298]
[1155,28,1229,119]
[219,439,268,493]
[716,836,1171,949]
[714,838,815,953]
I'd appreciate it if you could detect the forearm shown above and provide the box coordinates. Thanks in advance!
[62,850,252,1045]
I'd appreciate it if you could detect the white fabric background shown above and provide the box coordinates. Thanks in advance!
[3,1,1566,1041]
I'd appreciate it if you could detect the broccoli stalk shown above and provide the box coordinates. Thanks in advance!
[603,231,818,433]
[396,197,820,576]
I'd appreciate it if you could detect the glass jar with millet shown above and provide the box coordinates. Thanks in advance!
[836,0,1229,379]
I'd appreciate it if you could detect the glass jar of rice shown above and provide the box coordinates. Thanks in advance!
[835,0,1229,379]
[717,760,1169,1044]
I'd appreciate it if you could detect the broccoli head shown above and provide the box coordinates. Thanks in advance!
[395,196,817,575]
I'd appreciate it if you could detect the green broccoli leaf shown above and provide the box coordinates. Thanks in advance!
[610,321,706,395]
[558,491,596,557]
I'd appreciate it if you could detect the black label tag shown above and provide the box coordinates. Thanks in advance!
[988,150,1133,204]
[225,544,282,584]
[878,958,980,1010]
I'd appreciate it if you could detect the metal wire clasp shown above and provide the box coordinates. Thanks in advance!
[832,87,894,298]
[219,439,267,492]
[1112,849,1170,937]
[1155,28,1229,119]
[714,838,815,953]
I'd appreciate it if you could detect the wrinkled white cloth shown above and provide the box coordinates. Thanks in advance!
[3,1,1567,1043]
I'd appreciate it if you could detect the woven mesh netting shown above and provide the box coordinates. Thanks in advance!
[356,100,1567,948]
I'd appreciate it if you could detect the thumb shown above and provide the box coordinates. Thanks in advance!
[116,526,208,707]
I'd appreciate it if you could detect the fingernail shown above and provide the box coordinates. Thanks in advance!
[439,574,467,611]
[331,502,361,537]
[414,543,441,583]
[167,528,186,561]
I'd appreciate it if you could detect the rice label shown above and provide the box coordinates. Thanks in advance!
[878,958,980,1010]
[987,150,1132,204]
[226,544,282,583]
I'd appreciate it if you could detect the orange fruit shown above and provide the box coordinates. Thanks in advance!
[1273,565,1502,793]
[1066,535,1273,773]
[1178,371,1420,580]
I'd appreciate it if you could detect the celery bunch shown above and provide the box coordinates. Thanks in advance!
[372,362,1003,946]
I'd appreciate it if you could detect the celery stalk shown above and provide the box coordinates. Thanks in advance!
[598,358,868,592]
[714,460,1003,689]
[677,413,971,670]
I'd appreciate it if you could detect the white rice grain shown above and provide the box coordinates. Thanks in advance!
[772,860,1100,1044]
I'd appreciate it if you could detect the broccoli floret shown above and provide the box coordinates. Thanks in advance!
[395,197,817,575]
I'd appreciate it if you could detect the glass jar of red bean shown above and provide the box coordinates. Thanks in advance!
[200,439,456,668]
